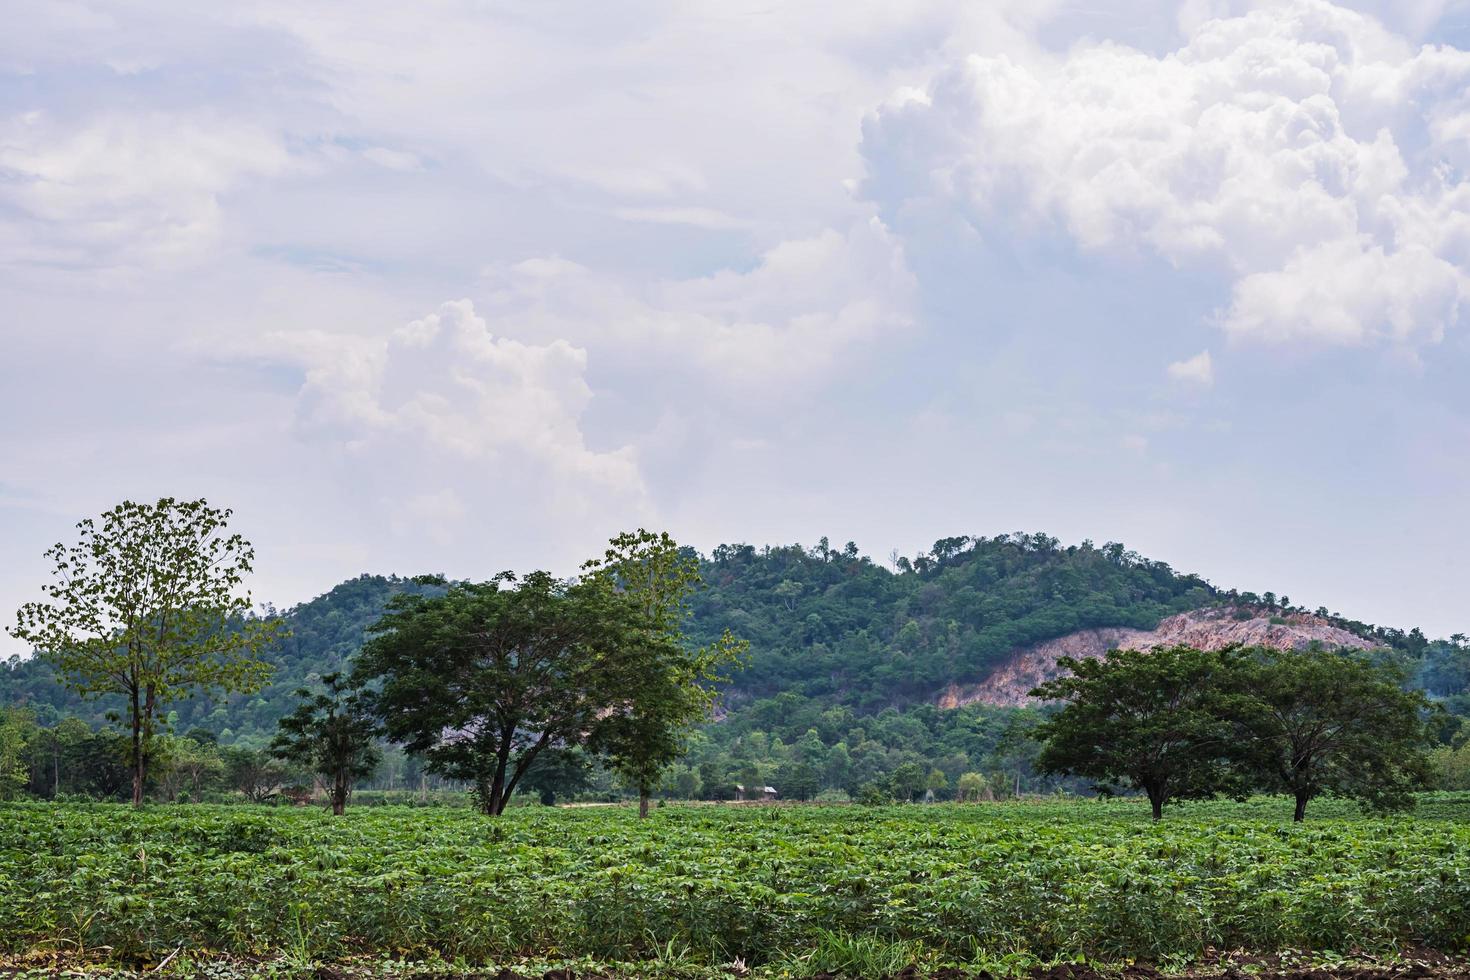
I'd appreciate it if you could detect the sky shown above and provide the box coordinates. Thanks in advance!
[2,0,1469,654]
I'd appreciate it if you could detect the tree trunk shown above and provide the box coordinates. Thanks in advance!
[1147,788,1164,821]
[487,774,505,815]
[639,787,651,819]
[1293,791,1309,822]
[332,773,347,816]
[130,687,145,807]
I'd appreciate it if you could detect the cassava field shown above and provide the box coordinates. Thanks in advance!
[2,796,1469,979]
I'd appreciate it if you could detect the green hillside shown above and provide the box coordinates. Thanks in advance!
[2,532,1466,795]
[686,533,1216,710]
[0,575,439,741]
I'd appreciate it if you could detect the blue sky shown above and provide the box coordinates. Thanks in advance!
[2,0,1468,654]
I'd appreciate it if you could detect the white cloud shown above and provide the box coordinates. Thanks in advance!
[0,112,293,269]
[479,219,916,392]
[861,0,1470,351]
[270,299,644,497]
[1226,237,1464,344]
[1166,349,1215,385]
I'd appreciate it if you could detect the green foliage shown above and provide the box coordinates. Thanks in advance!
[220,746,292,802]
[690,533,1217,710]
[0,574,440,743]
[1434,741,1470,790]
[1,797,1468,967]
[151,733,225,802]
[0,709,33,800]
[271,673,381,815]
[1229,647,1438,820]
[581,530,748,816]
[1033,646,1245,819]
[957,770,990,802]
[4,530,1464,803]
[1033,645,1440,821]
[9,498,284,805]
[355,571,684,815]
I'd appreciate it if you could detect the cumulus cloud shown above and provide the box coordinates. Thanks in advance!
[479,219,916,392]
[271,299,643,499]
[1166,349,1215,386]
[861,0,1470,351]
[0,112,293,269]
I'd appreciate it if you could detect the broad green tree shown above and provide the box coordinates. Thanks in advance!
[271,672,381,815]
[1229,647,1437,820]
[153,734,224,802]
[776,761,820,801]
[956,771,990,802]
[1435,741,1470,790]
[1032,645,1243,819]
[11,498,283,805]
[890,761,927,801]
[221,746,291,802]
[356,571,677,815]
[0,709,34,799]
[581,530,746,817]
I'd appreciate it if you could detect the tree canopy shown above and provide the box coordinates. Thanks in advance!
[1031,645,1243,819]
[1032,644,1440,820]
[1228,648,1438,820]
[10,498,283,805]
[271,672,381,815]
[355,570,686,815]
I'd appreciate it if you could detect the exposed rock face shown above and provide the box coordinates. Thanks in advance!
[937,607,1380,708]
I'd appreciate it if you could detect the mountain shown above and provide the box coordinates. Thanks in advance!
[2,532,1466,750]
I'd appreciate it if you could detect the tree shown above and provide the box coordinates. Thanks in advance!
[153,734,224,801]
[956,771,990,802]
[517,748,595,806]
[925,767,949,801]
[1229,648,1437,821]
[890,761,927,801]
[221,746,291,802]
[669,765,702,800]
[356,571,674,816]
[271,672,381,815]
[737,761,763,799]
[1032,646,1242,820]
[776,761,820,801]
[1435,741,1470,790]
[581,530,747,817]
[0,709,35,800]
[11,499,283,805]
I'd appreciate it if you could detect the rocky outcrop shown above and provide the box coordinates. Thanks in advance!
[937,607,1380,708]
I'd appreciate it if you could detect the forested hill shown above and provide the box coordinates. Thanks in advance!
[685,534,1216,711]
[2,532,1465,744]
[0,575,440,741]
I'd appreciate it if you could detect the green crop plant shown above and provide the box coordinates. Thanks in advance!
[0,795,1467,970]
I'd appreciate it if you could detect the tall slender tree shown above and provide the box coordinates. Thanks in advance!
[271,672,381,815]
[582,530,746,817]
[11,498,282,805]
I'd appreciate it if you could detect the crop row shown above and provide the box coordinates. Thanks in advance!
[1,797,1467,966]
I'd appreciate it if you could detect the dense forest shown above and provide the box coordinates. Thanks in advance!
[2,532,1467,801]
